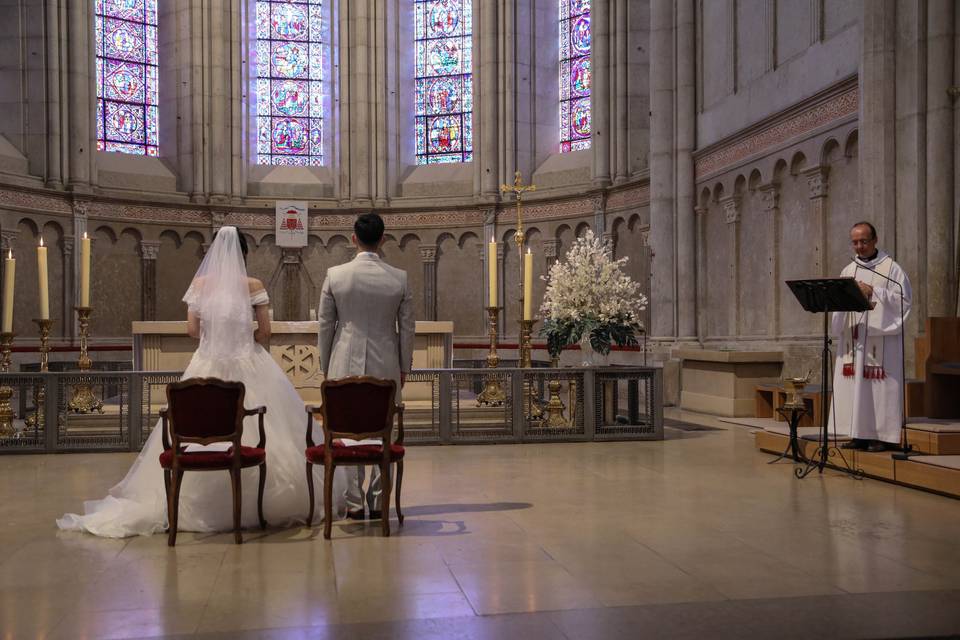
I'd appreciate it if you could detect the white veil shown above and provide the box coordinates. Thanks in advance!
[182,226,255,359]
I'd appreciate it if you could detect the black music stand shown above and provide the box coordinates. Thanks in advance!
[786,278,872,478]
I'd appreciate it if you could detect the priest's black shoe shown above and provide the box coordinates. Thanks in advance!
[865,440,887,453]
[840,439,863,450]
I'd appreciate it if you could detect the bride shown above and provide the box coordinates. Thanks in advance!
[58,226,346,537]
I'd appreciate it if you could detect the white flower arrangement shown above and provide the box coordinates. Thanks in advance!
[539,230,648,357]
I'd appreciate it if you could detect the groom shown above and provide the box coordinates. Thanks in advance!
[317,212,415,519]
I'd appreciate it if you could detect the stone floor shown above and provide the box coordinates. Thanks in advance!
[2,411,960,639]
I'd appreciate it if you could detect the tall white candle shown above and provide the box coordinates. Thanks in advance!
[523,248,533,320]
[79,232,91,307]
[37,238,49,320]
[487,237,497,307]
[2,250,15,333]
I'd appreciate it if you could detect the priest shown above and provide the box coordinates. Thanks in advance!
[831,221,912,453]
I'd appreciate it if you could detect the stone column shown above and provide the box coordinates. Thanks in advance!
[60,235,74,337]
[804,166,829,277]
[613,0,629,184]
[208,0,230,202]
[591,0,611,187]
[693,206,707,341]
[860,0,897,247]
[926,0,956,317]
[676,0,696,339]
[67,0,93,190]
[373,0,388,207]
[140,241,161,322]
[189,0,206,201]
[500,0,516,185]
[281,248,302,321]
[45,0,64,188]
[478,0,499,199]
[649,0,676,337]
[420,244,438,321]
[758,183,781,337]
[543,238,560,270]
[721,196,741,337]
[348,0,372,204]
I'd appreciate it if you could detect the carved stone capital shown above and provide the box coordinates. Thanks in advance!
[140,240,161,261]
[804,167,830,200]
[281,247,301,264]
[590,193,606,214]
[757,183,780,211]
[419,244,438,263]
[71,198,90,219]
[694,205,708,217]
[640,228,651,248]
[211,211,227,231]
[0,230,20,252]
[720,195,742,224]
[482,208,497,226]
[542,238,561,259]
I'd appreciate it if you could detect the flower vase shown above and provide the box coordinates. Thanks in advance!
[579,336,606,367]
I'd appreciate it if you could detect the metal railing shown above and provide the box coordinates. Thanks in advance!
[0,367,662,453]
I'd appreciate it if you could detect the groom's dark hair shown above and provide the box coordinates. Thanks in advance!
[355,213,385,248]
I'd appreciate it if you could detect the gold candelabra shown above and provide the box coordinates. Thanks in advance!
[476,306,506,407]
[68,306,103,414]
[0,332,15,437]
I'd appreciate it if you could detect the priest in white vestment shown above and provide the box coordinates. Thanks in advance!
[830,221,912,453]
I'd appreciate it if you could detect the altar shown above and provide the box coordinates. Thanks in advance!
[132,320,453,404]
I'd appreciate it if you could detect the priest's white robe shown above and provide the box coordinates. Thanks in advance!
[828,251,912,443]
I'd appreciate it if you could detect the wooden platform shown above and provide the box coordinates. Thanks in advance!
[755,429,960,498]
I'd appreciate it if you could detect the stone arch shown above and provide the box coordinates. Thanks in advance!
[159,229,182,248]
[574,221,591,238]
[843,129,859,158]
[748,168,763,191]
[789,151,808,175]
[457,230,480,249]
[820,137,842,166]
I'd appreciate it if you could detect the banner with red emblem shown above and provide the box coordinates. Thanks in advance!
[275,201,308,247]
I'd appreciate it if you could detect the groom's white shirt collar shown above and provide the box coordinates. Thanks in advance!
[355,251,380,261]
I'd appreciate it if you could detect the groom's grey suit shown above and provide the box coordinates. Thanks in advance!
[317,251,415,513]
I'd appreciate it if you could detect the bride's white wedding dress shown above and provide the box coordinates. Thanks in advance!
[58,228,346,537]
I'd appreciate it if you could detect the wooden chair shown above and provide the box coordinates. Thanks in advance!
[304,376,405,539]
[160,377,267,546]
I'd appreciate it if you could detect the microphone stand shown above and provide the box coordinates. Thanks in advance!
[852,256,910,458]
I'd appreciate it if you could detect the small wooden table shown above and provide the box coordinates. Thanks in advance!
[755,383,823,428]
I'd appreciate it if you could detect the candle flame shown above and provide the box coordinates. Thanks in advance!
[490,236,494,244]
[39,237,43,248]
[526,248,531,254]
[83,231,88,239]
[6,250,10,260]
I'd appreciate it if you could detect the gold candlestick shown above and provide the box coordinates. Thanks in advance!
[24,319,53,434]
[477,306,506,407]
[519,319,543,422]
[0,332,15,437]
[34,318,52,372]
[68,306,103,414]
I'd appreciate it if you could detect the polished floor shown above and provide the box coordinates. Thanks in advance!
[2,412,960,639]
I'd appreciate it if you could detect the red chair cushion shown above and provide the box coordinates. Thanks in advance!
[159,446,266,470]
[305,443,405,464]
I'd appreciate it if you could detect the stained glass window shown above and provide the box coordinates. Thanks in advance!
[560,0,591,152]
[255,0,324,166]
[95,0,159,156]
[414,0,473,164]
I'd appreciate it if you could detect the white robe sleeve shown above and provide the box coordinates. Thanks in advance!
[866,263,911,337]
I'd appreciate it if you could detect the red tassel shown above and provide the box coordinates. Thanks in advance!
[843,363,854,377]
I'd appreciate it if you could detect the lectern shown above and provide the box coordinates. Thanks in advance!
[785,278,872,476]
